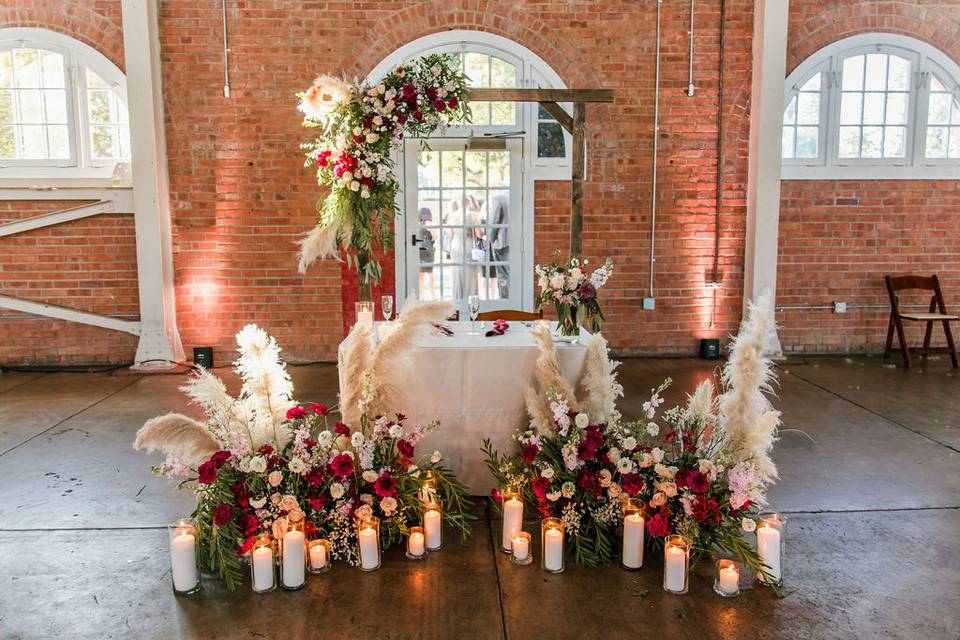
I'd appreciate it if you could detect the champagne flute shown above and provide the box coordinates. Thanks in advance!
[467,294,481,335]
[381,295,394,322]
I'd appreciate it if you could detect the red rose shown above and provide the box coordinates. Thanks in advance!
[447,96,459,108]
[645,513,670,538]
[334,422,351,436]
[413,110,423,121]
[310,403,329,415]
[197,460,217,485]
[621,472,644,495]
[396,113,408,125]
[307,496,327,511]
[237,513,259,535]
[402,83,416,100]
[330,453,354,478]
[374,472,397,498]
[520,443,540,464]
[210,450,232,469]
[317,150,332,167]
[433,99,446,112]
[396,439,414,458]
[490,488,503,503]
[531,476,550,499]
[213,503,232,526]
[286,406,308,420]
[236,535,256,557]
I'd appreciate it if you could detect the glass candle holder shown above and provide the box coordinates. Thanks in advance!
[541,517,565,573]
[419,470,437,503]
[509,531,533,566]
[357,515,381,571]
[500,487,524,554]
[662,534,690,594]
[406,526,428,560]
[423,500,443,551]
[714,558,741,597]
[280,519,306,590]
[756,512,786,586]
[307,538,332,574]
[250,533,277,594]
[621,498,645,571]
[355,301,374,331]
[168,517,200,595]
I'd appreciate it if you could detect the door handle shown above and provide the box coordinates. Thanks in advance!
[411,234,420,246]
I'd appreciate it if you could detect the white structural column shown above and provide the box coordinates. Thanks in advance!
[121,0,184,368]
[743,0,790,355]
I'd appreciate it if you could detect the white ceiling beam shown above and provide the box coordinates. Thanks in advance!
[0,295,141,335]
[0,198,133,238]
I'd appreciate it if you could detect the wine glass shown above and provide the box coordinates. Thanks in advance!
[467,294,481,335]
[381,295,394,322]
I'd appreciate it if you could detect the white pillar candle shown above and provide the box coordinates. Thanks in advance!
[170,528,198,592]
[718,563,740,595]
[359,526,380,570]
[511,535,530,562]
[309,542,327,570]
[664,545,687,592]
[252,545,274,592]
[502,498,524,551]
[408,531,425,557]
[282,529,306,588]
[622,513,645,569]
[357,310,373,329]
[544,527,564,572]
[757,524,782,582]
[424,509,442,550]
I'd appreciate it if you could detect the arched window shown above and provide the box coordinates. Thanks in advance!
[782,34,960,179]
[0,28,130,182]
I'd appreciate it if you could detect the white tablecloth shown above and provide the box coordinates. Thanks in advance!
[338,321,587,495]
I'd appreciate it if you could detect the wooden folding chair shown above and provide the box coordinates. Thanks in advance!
[475,308,544,322]
[883,274,959,368]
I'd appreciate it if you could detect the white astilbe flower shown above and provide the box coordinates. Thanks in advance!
[234,324,296,449]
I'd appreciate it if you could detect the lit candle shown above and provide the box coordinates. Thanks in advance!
[622,513,644,569]
[718,562,740,595]
[424,508,442,550]
[169,525,198,592]
[282,528,306,588]
[543,527,564,572]
[252,545,274,592]
[757,521,782,582]
[309,542,327,570]
[408,531,425,557]
[664,544,687,593]
[357,309,373,329]
[502,497,524,552]
[359,525,380,570]
[511,534,530,562]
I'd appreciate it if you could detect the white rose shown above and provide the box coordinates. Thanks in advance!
[372,116,383,127]
[741,517,757,533]
[607,483,622,498]
[249,496,267,509]
[329,483,345,499]
[249,456,267,473]
[598,469,612,487]
[639,452,655,468]
[317,431,333,447]
[540,466,555,479]
[651,447,665,463]
[360,493,374,505]
[646,422,660,436]
[380,496,398,515]
[621,436,637,452]
[616,457,635,474]
[362,470,378,483]
[430,450,442,464]
[569,267,583,286]
[342,170,353,182]
[365,132,379,143]
[352,126,362,136]
[538,275,549,289]
[574,413,589,429]
[561,481,576,498]
[658,481,677,498]
[608,447,621,464]
[360,189,370,199]
[355,504,373,520]
[361,166,372,178]
[351,432,365,448]
[389,425,404,439]
[549,273,565,290]
[268,470,283,487]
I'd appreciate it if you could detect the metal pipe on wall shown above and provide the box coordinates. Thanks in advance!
[687,0,696,96]
[710,0,726,285]
[221,0,231,97]
[648,0,663,298]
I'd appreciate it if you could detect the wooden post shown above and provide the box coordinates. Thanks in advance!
[570,102,586,258]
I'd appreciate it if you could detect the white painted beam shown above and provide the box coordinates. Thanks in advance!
[121,0,185,369]
[0,295,140,335]
[0,199,132,238]
[743,0,790,355]
[0,187,133,203]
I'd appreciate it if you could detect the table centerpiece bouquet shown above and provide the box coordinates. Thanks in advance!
[134,322,471,590]
[535,257,613,337]
[484,294,781,586]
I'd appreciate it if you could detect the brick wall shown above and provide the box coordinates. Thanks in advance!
[778,0,960,353]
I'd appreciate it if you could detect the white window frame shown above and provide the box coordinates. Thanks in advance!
[782,33,960,180]
[0,28,131,187]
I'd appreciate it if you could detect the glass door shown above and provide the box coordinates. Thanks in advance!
[401,137,523,317]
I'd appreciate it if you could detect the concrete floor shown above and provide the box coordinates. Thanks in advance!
[1,356,958,639]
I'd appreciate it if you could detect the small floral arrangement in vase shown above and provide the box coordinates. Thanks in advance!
[535,257,613,337]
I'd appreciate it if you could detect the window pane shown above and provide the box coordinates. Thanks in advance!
[489,57,516,88]
[538,121,565,158]
[119,125,131,158]
[13,49,40,88]
[490,101,515,126]
[0,90,13,123]
[930,76,947,93]
[0,125,14,158]
[862,93,884,125]
[88,90,112,124]
[46,125,69,159]
[864,54,888,91]
[464,151,486,187]
[40,51,65,88]
[42,90,67,123]
[418,152,440,187]
[839,126,861,157]
[797,92,819,124]
[887,56,910,91]
[783,96,797,125]
[952,99,960,125]
[928,93,951,124]
[795,126,818,158]
[801,72,821,92]
[883,126,905,157]
[948,128,960,159]
[86,68,109,89]
[781,125,795,158]
[842,55,864,90]
[440,150,463,187]
[18,90,43,123]
[861,126,883,157]
[0,51,12,88]
[885,93,907,125]
[926,126,948,158]
[488,151,510,185]
[21,124,45,157]
[840,92,862,124]
[91,124,116,158]
[464,53,489,87]
[117,99,129,124]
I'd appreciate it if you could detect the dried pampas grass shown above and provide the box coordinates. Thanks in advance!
[298,224,342,274]
[338,322,374,426]
[525,323,580,434]
[134,413,221,465]
[577,333,622,425]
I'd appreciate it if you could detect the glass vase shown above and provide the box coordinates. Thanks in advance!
[406,526,428,560]
[168,518,200,595]
[357,515,381,571]
[663,534,690,594]
[250,533,277,594]
[714,558,741,597]
[500,487,524,554]
[509,531,533,566]
[554,302,580,337]
[280,519,306,590]
[355,301,374,331]
[621,498,645,571]
[419,470,437,503]
[307,538,332,575]
[756,512,786,586]
[423,499,443,551]
[541,517,565,573]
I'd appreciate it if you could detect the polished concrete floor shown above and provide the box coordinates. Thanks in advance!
[1,356,958,639]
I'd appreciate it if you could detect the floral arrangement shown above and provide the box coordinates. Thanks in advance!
[485,294,781,585]
[535,257,614,336]
[297,54,470,296]
[134,324,470,590]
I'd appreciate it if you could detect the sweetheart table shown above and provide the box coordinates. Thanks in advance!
[337,321,588,494]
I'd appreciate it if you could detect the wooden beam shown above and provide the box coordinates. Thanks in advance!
[0,295,141,336]
[570,102,586,258]
[466,88,614,103]
[539,102,573,134]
